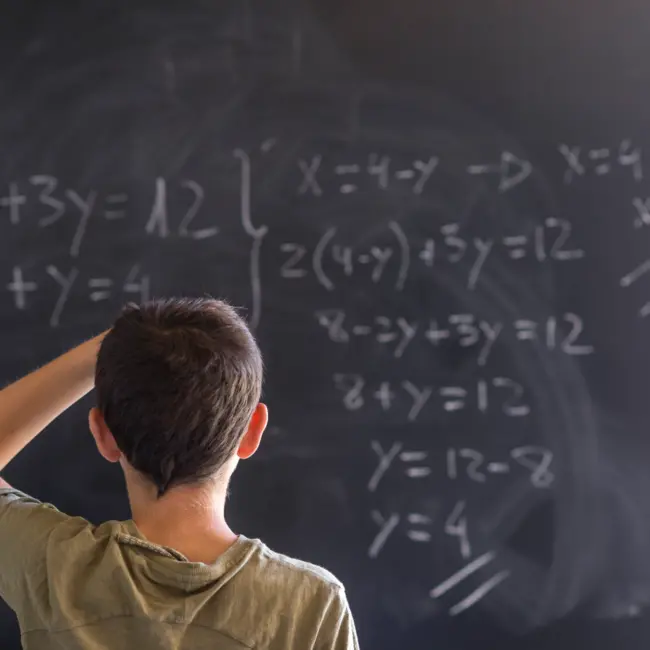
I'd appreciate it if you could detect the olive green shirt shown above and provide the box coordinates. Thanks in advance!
[0,488,359,650]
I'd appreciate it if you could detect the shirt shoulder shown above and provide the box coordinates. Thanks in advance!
[211,538,354,649]
[0,487,107,548]
[0,488,102,628]
[0,487,82,523]
[0,487,54,510]
[249,539,345,592]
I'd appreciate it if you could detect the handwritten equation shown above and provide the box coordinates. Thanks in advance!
[297,140,643,196]
[6,265,151,327]
[0,176,220,257]
[333,375,530,420]
[315,310,594,362]
[369,501,510,616]
[279,216,584,294]
[369,443,554,494]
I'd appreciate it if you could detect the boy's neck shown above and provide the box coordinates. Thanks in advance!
[125,474,238,564]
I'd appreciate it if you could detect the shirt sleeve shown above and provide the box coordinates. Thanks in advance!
[0,488,76,612]
[317,586,360,650]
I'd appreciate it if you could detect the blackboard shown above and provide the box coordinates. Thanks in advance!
[2,1,650,648]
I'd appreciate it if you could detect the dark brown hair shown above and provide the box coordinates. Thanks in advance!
[95,298,263,497]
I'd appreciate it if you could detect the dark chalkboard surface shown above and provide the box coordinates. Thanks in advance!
[2,1,650,648]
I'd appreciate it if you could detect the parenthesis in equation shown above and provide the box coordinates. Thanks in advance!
[313,227,337,291]
[388,221,410,291]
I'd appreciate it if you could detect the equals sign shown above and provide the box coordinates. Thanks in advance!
[352,326,372,336]
[406,514,433,543]
[502,236,528,259]
[401,451,431,478]
[487,462,510,474]
[88,278,113,302]
[104,194,128,220]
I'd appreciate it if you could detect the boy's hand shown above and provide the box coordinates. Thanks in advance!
[77,331,108,375]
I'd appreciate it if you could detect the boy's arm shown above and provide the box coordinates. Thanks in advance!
[0,335,102,474]
[0,335,103,612]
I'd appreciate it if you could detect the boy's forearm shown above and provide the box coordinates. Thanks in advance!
[0,336,102,471]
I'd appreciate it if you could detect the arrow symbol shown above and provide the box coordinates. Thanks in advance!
[499,151,532,192]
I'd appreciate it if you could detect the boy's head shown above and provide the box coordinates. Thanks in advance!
[89,298,267,498]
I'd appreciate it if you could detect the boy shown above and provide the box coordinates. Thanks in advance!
[0,298,359,649]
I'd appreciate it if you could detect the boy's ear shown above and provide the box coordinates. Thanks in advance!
[88,408,122,463]
[237,403,268,460]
